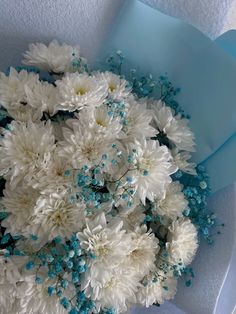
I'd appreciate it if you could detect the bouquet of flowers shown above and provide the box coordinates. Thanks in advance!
[0,40,216,314]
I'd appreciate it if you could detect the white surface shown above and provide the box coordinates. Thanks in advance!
[224,0,236,32]
[141,0,236,38]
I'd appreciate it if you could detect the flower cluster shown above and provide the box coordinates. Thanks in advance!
[0,41,215,314]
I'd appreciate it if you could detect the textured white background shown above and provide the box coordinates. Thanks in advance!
[141,0,236,38]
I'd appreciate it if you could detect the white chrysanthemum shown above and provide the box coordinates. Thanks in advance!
[89,269,139,313]
[32,193,86,241]
[154,182,188,221]
[124,225,159,278]
[0,68,42,122]
[25,80,58,116]
[167,218,198,266]
[78,213,131,269]
[172,149,196,175]
[137,270,177,307]
[19,274,69,314]
[78,213,133,305]
[56,72,107,111]
[152,101,195,152]
[0,251,23,314]
[22,39,86,74]
[7,102,43,123]
[119,204,145,231]
[0,120,55,186]
[127,139,177,204]
[122,97,156,140]
[71,104,123,141]
[0,68,39,108]
[31,150,73,193]
[80,208,138,312]
[165,115,195,152]
[58,123,112,169]
[1,183,39,236]
[95,71,131,100]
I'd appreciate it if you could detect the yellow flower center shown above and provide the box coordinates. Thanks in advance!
[55,166,64,176]
[104,277,117,289]
[81,145,95,160]
[108,83,117,92]
[130,248,143,260]
[139,157,154,172]
[51,210,64,226]
[95,244,109,257]
[74,86,87,95]
[95,118,107,127]
[127,116,136,127]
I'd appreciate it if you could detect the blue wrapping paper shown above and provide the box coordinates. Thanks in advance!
[98,0,236,313]
[99,0,236,194]
[201,30,236,192]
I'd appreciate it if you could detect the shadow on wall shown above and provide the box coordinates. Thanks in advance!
[0,0,125,71]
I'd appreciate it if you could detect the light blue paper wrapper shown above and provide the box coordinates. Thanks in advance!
[98,0,236,313]
[99,0,236,194]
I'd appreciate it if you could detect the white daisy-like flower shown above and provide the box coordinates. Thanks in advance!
[32,193,86,241]
[127,138,177,204]
[25,80,58,116]
[122,97,157,140]
[0,68,39,109]
[0,120,55,186]
[80,209,139,312]
[56,72,107,111]
[152,101,195,152]
[119,204,145,231]
[0,68,42,122]
[89,269,140,314]
[171,149,196,175]
[0,251,24,314]
[0,297,21,314]
[165,115,195,152]
[77,213,131,270]
[19,273,69,314]
[167,218,198,266]
[73,104,123,140]
[1,183,39,236]
[31,149,73,193]
[136,270,177,307]
[124,225,159,278]
[6,102,43,123]
[58,123,112,169]
[150,100,171,130]
[22,39,86,74]
[78,213,133,305]
[154,182,188,221]
[95,71,131,100]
